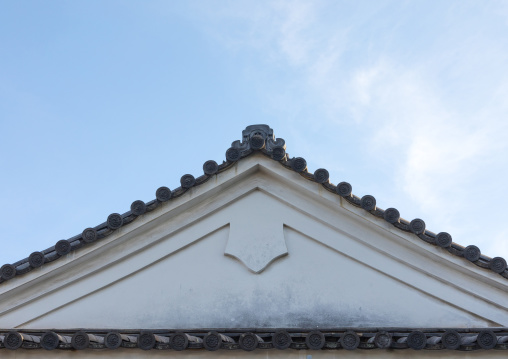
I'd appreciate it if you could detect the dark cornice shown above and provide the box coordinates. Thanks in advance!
[1,124,507,283]
[0,328,507,351]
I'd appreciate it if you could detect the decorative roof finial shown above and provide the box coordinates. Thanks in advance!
[227,124,286,162]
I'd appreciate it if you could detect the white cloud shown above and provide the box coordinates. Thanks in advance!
[272,1,318,67]
[348,60,508,254]
[193,1,508,258]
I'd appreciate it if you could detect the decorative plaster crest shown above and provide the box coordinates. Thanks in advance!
[224,190,288,273]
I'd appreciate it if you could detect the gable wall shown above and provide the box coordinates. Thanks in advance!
[1,155,507,359]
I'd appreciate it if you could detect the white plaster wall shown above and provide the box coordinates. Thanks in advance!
[7,190,500,329]
[20,222,491,328]
[1,154,507,331]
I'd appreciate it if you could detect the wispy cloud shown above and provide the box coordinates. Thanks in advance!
[272,1,318,67]
[194,0,508,258]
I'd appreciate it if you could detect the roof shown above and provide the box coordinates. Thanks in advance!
[1,124,506,284]
[1,328,507,352]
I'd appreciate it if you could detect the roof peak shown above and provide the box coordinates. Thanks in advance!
[0,124,506,283]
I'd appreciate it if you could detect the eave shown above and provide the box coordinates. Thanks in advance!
[1,124,506,285]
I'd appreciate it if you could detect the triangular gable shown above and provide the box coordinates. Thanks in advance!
[1,124,507,355]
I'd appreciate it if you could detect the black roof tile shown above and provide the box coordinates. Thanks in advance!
[0,124,506,283]
[1,328,507,351]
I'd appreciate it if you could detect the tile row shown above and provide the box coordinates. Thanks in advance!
[1,125,506,283]
[2,328,508,351]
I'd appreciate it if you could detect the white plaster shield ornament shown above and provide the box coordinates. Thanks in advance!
[224,191,288,273]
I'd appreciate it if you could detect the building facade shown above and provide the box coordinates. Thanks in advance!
[1,125,507,358]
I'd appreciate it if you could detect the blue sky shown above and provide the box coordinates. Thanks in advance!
[1,1,508,266]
